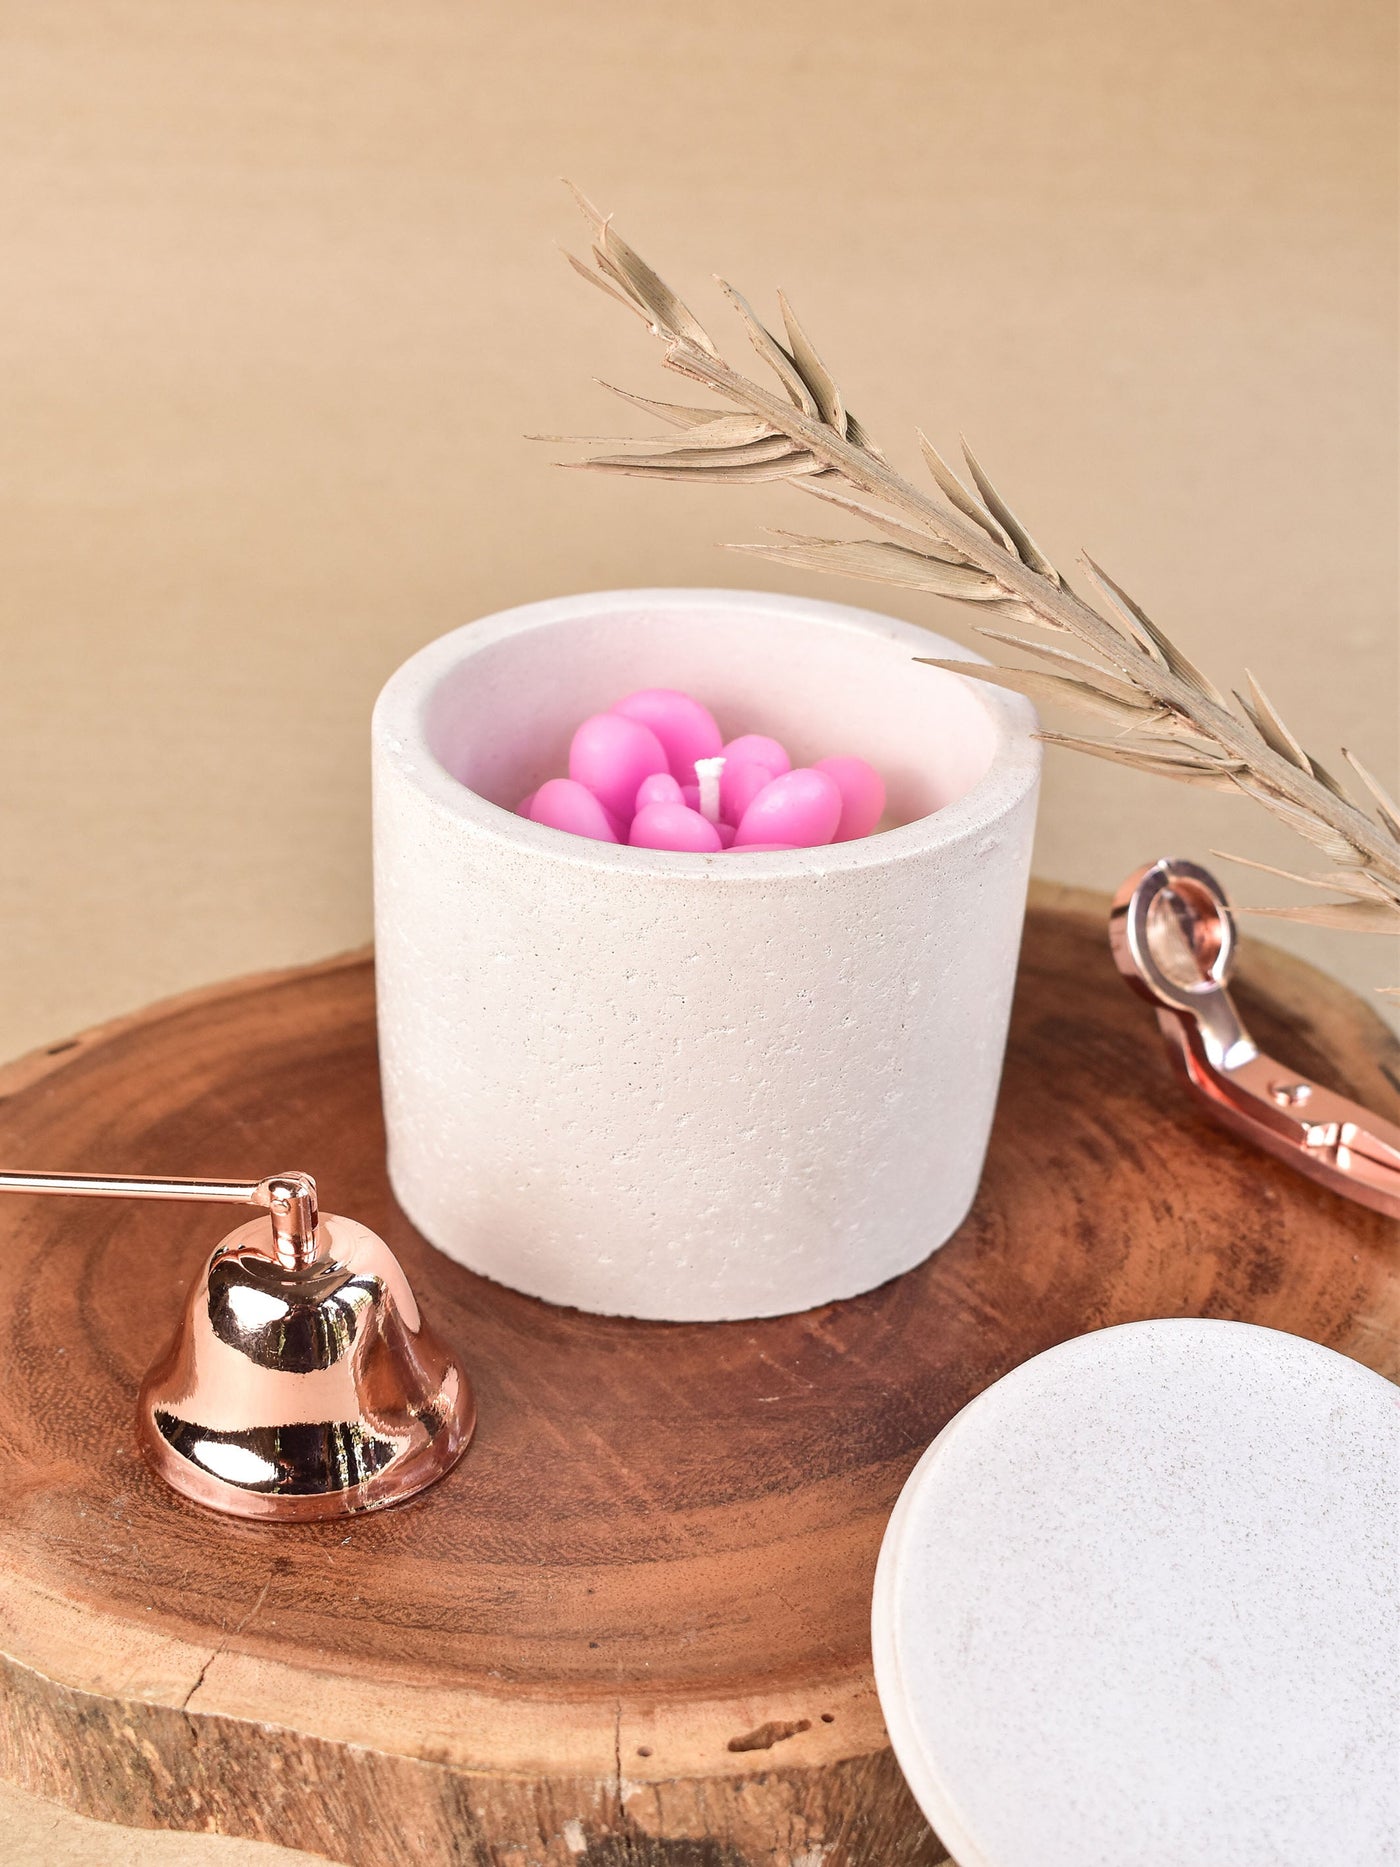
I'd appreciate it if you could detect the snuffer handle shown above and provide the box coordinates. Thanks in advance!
[1110,858,1400,1221]
[0,1169,322,1269]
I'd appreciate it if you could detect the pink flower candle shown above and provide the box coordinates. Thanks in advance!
[373,585,1042,1322]
[522,688,887,852]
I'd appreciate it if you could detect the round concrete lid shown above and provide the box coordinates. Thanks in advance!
[872,1319,1399,1867]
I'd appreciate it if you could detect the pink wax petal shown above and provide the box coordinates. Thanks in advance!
[528,778,620,844]
[720,737,790,824]
[734,768,843,848]
[722,734,790,776]
[716,821,736,847]
[515,790,538,817]
[815,756,887,841]
[613,689,723,783]
[569,713,669,822]
[636,771,683,812]
[719,757,781,826]
[629,803,724,853]
[724,842,796,853]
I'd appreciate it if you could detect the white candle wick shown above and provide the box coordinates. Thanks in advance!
[695,756,725,825]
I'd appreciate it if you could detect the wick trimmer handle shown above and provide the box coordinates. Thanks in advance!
[1110,859,1400,1220]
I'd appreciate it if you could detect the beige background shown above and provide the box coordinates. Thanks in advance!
[0,1,1395,1860]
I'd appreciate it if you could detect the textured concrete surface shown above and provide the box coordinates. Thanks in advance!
[873,1321,1399,1865]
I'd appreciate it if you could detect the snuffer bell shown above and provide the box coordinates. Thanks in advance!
[0,1167,474,1520]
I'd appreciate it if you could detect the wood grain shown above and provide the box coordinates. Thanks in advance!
[0,886,1395,1867]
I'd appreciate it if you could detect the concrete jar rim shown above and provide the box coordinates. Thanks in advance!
[372,585,1041,875]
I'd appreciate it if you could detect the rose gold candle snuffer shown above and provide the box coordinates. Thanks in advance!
[0,1167,474,1520]
[1112,857,1400,1219]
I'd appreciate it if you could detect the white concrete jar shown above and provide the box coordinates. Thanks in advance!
[372,588,1040,1322]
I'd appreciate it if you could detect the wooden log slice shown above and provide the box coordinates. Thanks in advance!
[0,886,1395,1867]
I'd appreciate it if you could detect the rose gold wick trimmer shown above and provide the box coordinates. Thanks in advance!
[0,1167,474,1520]
[1112,857,1400,1219]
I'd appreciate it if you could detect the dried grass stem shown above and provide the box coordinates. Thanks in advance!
[555,187,1400,940]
